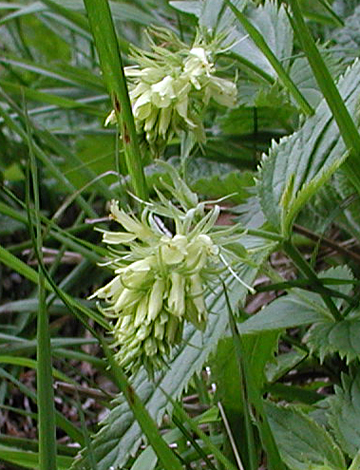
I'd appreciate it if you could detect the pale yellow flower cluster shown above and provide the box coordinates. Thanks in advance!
[91,200,222,375]
[91,167,247,376]
[106,28,237,154]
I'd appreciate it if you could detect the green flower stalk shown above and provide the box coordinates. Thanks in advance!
[106,27,237,155]
[91,167,248,376]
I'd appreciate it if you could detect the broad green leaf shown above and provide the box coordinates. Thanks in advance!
[305,312,360,363]
[213,330,279,412]
[73,240,273,470]
[258,60,360,235]
[239,291,326,333]
[327,372,360,459]
[234,194,266,229]
[142,157,253,203]
[266,402,346,470]
[239,266,353,334]
[201,0,246,32]
[218,101,294,135]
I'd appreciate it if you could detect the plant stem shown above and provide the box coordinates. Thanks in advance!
[246,228,284,242]
[283,240,342,321]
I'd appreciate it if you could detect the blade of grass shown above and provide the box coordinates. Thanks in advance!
[0,445,73,470]
[100,338,184,470]
[0,191,107,261]
[315,0,344,27]
[41,0,130,54]
[0,55,104,91]
[40,0,90,33]
[0,356,73,383]
[221,283,258,470]
[0,435,78,456]
[217,401,245,470]
[0,244,109,330]
[171,414,218,470]
[0,367,84,444]
[224,0,314,116]
[84,0,148,200]
[282,240,342,321]
[0,99,98,219]
[26,119,57,470]
[0,79,103,115]
[161,390,239,470]
[287,0,360,195]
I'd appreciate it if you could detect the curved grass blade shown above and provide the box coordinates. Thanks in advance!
[84,0,148,200]
[0,367,84,444]
[26,119,57,470]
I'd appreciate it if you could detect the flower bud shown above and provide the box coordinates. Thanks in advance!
[148,279,166,321]
[168,272,186,317]
[134,294,149,328]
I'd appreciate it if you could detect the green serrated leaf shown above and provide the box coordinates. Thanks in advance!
[258,60,360,232]
[192,168,254,204]
[239,266,353,334]
[327,372,360,459]
[266,402,346,470]
[305,313,360,364]
[282,154,347,237]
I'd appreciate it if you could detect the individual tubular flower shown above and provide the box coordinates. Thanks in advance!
[91,165,248,376]
[105,27,237,155]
